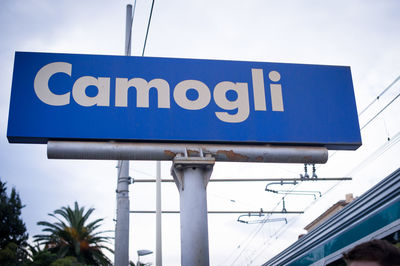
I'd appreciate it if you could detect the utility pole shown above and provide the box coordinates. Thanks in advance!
[156,161,162,265]
[114,4,133,266]
[115,160,130,266]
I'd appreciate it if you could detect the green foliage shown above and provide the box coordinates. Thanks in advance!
[34,202,113,265]
[0,242,18,265]
[24,244,58,266]
[50,256,85,266]
[0,179,29,265]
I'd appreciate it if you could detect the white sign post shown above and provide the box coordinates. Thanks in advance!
[171,152,215,265]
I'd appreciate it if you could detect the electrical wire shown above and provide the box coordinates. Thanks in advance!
[142,0,155,56]
[316,75,400,170]
[230,186,309,265]
[225,195,294,265]
[358,75,400,116]
[131,168,154,178]
[221,206,277,265]
[239,118,400,264]
[347,130,400,178]
[248,129,400,265]
[249,192,322,263]
[360,90,400,130]
[224,180,305,265]
[224,121,400,265]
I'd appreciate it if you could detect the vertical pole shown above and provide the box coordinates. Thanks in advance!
[156,161,162,265]
[115,160,130,266]
[171,154,215,266]
[125,4,133,57]
[115,4,133,266]
[179,168,210,266]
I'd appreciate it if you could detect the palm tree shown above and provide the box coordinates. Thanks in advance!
[34,202,113,265]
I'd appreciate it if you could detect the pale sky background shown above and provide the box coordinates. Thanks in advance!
[1,0,400,265]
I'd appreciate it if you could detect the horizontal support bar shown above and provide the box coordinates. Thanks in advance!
[130,210,304,214]
[132,177,352,183]
[47,141,328,164]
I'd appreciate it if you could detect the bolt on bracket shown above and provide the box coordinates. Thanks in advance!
[171,148,215,190]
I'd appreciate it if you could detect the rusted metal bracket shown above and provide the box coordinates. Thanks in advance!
[170,148,215,190]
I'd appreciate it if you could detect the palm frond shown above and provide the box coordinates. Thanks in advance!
[34,202,113,264]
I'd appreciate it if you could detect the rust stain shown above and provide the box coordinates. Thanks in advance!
[255,156,264,162]
[187,149,199,157]
[164,150,176,158]
[216,150,249,161]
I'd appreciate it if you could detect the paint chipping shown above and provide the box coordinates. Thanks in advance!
[255,156,264,162]
[164,150,176,158]
[187,149,199,157]
[216,150,249,161]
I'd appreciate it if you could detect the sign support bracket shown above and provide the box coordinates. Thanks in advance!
[171,151,215,266]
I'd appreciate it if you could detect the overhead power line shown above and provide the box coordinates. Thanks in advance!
[318,75,400,168]
[359,75,400,116]
[142,0,155,56]
[360,90,400,130]
[249,128,400,265]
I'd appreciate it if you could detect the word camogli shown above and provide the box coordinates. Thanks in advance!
[34,62,284,123]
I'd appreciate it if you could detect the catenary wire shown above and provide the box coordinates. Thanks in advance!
[142,0,155,56]
[233,112,400,264]
[248,129,400,264]
[360,90,400,130]
[225,196,291,265]
[317,76,400,169]
[358,75,400,116]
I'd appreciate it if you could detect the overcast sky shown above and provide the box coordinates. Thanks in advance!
[1,0,400,265]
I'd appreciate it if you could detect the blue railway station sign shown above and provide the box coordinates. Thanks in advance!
[7,52,361,150]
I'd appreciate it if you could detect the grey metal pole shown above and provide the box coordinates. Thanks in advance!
[115,160,130,266]
[171,153,215,266]
[179,168,210,266]
[115,4,133,266]
[156,161,162,266]
[125,4,133,57]
[47,141,328,164]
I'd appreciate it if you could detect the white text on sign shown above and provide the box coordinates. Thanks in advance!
[34,62,284,123]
